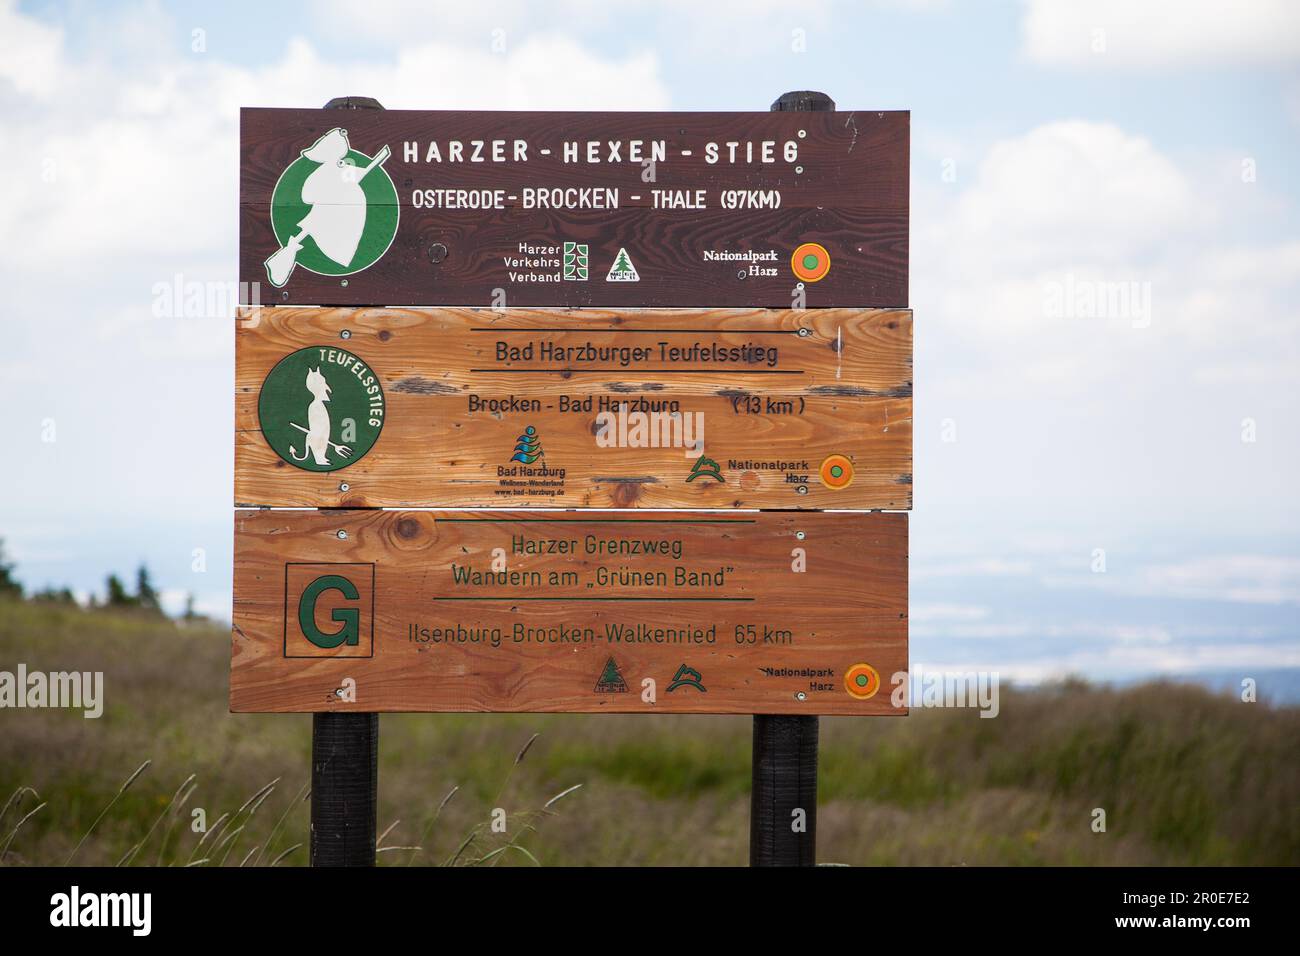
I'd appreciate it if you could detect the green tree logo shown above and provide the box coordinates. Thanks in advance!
[594,657,628,693]
[605,247,640,282]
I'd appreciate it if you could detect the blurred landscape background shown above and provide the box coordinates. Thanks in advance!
[3,594,1296,867]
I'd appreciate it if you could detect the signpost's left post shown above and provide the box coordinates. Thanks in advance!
[305,95,382,868]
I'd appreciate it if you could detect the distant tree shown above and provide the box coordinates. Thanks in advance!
[135,564,161,614]
[32,586,76,606]
[106,573,134,607]
[181,593,205,623]
[0,539,20,599]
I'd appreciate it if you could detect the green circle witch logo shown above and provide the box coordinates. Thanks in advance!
[264,127,399,287]
[258,346,386,472]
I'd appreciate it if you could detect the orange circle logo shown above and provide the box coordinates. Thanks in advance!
[791,242,831,282]
[819,454,854,489]
[845,663,880,700]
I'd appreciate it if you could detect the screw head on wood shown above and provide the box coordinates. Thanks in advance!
[428,243,448,264]
[336,530,348,540]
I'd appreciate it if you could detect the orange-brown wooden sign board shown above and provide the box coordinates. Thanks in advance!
[230,509,907,715]
[239,108,909,308]
[234,306,912,511]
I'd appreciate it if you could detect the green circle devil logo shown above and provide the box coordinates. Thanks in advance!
[265,127,399,287]
[258,346,386,472]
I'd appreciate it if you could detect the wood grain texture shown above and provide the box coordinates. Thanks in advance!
[239,108,908,307]
[235,306,912,510]
[231,510,908,715]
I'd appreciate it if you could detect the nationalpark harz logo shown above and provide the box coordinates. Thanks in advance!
[258,346,386,472]
[265,127,398,287]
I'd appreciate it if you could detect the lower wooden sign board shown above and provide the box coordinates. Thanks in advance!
[230,510,908,715]
[234,306,912,511]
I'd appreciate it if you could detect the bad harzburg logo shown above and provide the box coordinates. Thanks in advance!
[284,563,375,658]
[510,425,544,463]
[258,346,386,472]
[265,127,398,287]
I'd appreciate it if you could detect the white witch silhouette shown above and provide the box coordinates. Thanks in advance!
[265,128,391,287]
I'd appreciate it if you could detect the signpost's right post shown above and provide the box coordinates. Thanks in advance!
[750,89,837,868]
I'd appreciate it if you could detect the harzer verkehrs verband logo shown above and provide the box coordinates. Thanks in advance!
[258,346,386,472]
[265,127,399,287]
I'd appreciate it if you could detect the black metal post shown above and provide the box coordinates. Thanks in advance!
[750,714,820,865]
[306,95,384,868]
[311,713,379,866]
[748,89,835,867]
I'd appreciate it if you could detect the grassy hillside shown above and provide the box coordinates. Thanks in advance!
[1,599,1297,866]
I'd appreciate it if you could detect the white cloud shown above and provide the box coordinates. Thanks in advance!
[1039,555,1300,605]
[0,0,63,97]
[1021,0,1300,69]
[934,120,1196,274]
[930,639,1300,683]
[1138,555,1300,605]
[912,558,1035,580]
[314,0,840,60]
[913,116,1300,535]
[1202,241,1300,286]
[910,603,991,622]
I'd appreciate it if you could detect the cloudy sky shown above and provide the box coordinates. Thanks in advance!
[1,0,1297,691]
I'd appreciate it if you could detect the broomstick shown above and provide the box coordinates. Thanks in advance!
[264,145,391,287]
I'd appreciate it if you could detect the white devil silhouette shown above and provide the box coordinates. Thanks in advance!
[265,128,391,287]
[288,367,352,466]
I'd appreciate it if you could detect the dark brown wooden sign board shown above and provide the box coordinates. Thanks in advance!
[230,510,907,715]
[239,108,908,308]
[235,306,913,511]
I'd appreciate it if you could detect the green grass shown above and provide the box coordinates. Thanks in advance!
[1,598,1297,865]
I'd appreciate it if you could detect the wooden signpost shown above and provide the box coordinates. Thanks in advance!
[231,510,906,714]
[239,106,908,308]
[235,306,912,511]
[233,93,910,867]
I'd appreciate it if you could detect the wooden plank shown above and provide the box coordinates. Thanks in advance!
[239,108,908,308]
[234,306,912,510]
[230,510,908,715]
